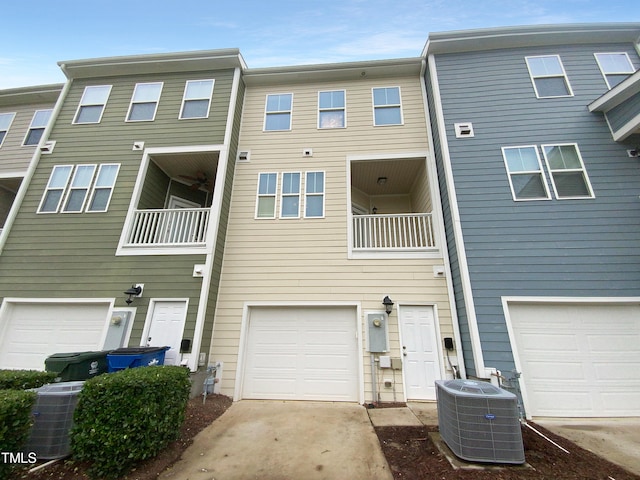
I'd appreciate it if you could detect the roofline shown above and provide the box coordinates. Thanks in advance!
[423,23,640,56]
[0,83,64,107]
[58,49,247,79]
[243,57,423,86]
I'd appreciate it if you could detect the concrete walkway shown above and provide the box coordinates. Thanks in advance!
[160,400,393,480]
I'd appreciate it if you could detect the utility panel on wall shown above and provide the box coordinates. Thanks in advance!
[366,312,388,353]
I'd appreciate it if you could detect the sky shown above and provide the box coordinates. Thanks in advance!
[1,0,639,89]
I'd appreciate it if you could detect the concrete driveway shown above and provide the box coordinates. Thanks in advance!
[159,400,393,480]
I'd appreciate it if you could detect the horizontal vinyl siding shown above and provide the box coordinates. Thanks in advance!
[212,75,454,401]
[434,42,640,375]
[607,91,640,132]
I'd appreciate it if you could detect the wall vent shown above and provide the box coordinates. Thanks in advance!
[302,148,313,157]
[132,141,145,151]
[454,123,474,138]
[238,150,250,162]
[436,379,524,464]
[40,141,56,154]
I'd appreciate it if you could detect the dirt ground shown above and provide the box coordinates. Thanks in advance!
[17,394,640,480]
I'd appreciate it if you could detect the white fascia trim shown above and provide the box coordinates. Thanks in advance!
[0,170,27,179]
[420,58,467,379]
[612,111,640,141]
[350,250,441,260]
[346,151,429,162]
[233,301,364,404]
[428,54,492,380]
[190,66,242,372]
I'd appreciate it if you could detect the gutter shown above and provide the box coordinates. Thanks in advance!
[0,79,72,255]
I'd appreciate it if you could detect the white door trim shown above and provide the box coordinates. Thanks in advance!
[234,301,364,404]
[168,195,201,209]
[397,303,444,401]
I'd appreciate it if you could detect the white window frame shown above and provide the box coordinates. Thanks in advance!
[179,79,215,120]
[264,93,293,131]
[280,172,301,219]
[126,82,163,122]
[73,85,112,124]
[541,143,594,200]
[37,165,74,213]
[23,109,52,146]
[86,163,120,212]
[304,171,325,218]
[318,90,346,129]
[255,172,278,219]
[525,55,573,98]
[372,86,403,126]
[501,146,551,201]
[594,52,636,89]
[61,164,97,213]
[0,112,16,148]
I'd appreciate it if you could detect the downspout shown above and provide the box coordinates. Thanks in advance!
[425,52,497,382]
[188,64,242,372]
[419,57,467,380]
[0,79,72,256]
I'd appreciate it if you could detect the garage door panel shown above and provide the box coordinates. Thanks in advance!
[509,302,640,417]
[242,307,359,402]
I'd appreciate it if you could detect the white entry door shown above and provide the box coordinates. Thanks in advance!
[399,305,441,400]
[145,300,187,365]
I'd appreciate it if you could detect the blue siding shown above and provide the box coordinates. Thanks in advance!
[431,42,640,375]
[607,91,640,131]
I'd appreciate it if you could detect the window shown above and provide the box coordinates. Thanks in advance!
[305,171,325,217]
[256,173,278,218]
[525,55,573,98]
[264,94,293,131]
[87,164,120,212]
[73,86,112,124]
[179,80,214,119]
[280,172,301,218]
[23,109,52,146]
[318,90,345,128]
[594,53,636,89]
[38,163,120,213]
[542,144,594,199]
[372,87,402,125]
[126,83,163,121]
[0,112,15,147]
[502,146,550,201]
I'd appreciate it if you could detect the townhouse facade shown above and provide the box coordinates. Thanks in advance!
[0,50,245,372]
[424,23,640,417]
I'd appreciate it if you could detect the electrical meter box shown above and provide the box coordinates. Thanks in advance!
[366,312,388,352]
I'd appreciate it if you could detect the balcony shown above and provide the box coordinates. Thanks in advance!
[352,213,434,251]
[126,208,210,246]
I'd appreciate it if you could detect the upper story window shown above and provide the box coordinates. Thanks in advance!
[0,112,16,147]
[525,55,573,98]
[305,171,325,217]
[38,163,120,213]
[23,109,52,146]
[264,93,293,131]
[542,144,594,199]
[280,172,301,218]
[73,85,112,124]
[372,87,403,126]
[594,53,636,89]
[256,172,278,218]
[179,80,215,119]
[126,82,163,121]
[318,90,346,128]
[502,146,551,201]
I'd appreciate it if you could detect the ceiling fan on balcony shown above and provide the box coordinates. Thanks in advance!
[179,171,214,192]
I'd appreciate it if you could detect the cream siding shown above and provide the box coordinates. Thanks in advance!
[211,72,456,402]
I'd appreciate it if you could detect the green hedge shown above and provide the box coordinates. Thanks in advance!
[71,366,191,479]
[0,370,56,390]
[0,389,37,480]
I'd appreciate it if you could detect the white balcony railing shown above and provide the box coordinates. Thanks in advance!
[126,208,210,246]
[352,213,435,250]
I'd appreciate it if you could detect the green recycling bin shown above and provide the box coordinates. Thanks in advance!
[45,351,110,382]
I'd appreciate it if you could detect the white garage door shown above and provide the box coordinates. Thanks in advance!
[242,306,359,402]
[0,302,110,370]
[508,302,640,417]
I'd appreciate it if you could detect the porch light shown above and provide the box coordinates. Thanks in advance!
[382,296,394,315]
[377,176,387,185]
[124,285,143,305]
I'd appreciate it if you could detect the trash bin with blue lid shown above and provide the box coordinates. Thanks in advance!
[107,346,169,372]
[45,351,110,382]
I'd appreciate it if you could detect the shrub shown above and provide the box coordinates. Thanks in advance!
[71,366,191,479]
[0,389,37,480]
[0,370,56,390]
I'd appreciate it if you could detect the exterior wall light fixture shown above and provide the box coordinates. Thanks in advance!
[124,285,143,305]
[382,295,394,315]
